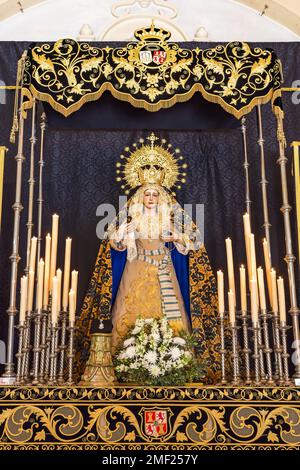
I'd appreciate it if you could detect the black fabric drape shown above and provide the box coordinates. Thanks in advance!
[0,41,299,375]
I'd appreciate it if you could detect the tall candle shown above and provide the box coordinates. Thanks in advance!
[250,279,259,325]
[71,270,78,311]
[263,238,272,308]
[69,289,75,326]
[36,259,44,310]
[29,236,37,273]
[257,266,266,311]
[62,237,72,310]
[56,268,62,314]
[243,213,252,281]
[270,268,278,314]
[43,233,51,308]
[228,289,235,326]
[225,238,236,306]
[217,270,224,316]
[277,276,287,324]
[240,264,247,313]
[249,233,259,308]
[19,275,28,325]
[51,276,58,325]
[50,214,59,291]
[27,269,35,312]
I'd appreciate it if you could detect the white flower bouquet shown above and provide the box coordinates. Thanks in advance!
[113,317,206,386]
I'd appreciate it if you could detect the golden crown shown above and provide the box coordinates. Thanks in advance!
[134,22,171,43]
[116,133,187,194]
[138,166,165,185]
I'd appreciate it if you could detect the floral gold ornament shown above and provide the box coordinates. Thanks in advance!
[0,385,300,449]
[21,24,283,118]
[116,132,187,194]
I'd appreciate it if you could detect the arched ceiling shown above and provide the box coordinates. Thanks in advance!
[0,0,299,39]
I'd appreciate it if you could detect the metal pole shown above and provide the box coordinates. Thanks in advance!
[241,116,252,215]
[0,51,27,385]
[276,114,300,379]
[36,112,47,264]
[257,105,272,263]
[25,98,37,275]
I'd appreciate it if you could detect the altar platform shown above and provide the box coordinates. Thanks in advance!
[0,385,299,451]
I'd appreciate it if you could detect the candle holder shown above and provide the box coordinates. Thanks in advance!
[230,322,241,386]
[260,309,275,385]
[217,315,227,385]
[44,294,52,382]
[15,323,25,385]
[48,323,59,386]
[250,323,261,385]
[66,323,76,386]
[38,308,48,383]
[21,310,33,384]
[272,313,284,385]
[257,318,267,383]
[238,311,252,385]
[32,307,43,385]
[57,309,68,385]
[279,322,292,386]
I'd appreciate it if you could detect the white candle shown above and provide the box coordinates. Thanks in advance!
[217,270,224,316]
[263,238,272,308]
[69,289,75,326]
[240,264,247,313]
[43,234,51,308]
[19,275,28,325]
[243,213,252,281]
[250,279,259,325]
[56,268,62,314]
[257,266,266,311]
[225,237,236,306]
[51,276,58,325]
[27,269,35,312]
[270,268,278,314]
[62,237,72,310]
[29,236,37,273]
[36,259,44,310]
[228,289,235,326]
[277,276,287,324]
[50,214,59,291]
[249,233,259,308]
[71,270,78,311]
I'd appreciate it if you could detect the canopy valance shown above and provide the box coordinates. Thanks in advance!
[21,23,283,118]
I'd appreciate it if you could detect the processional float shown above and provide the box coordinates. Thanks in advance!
[0,23,299,388]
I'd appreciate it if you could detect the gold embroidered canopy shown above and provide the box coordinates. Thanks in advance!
[21,23,283,118]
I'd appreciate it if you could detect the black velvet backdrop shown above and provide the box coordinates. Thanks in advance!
[0,41,300,374]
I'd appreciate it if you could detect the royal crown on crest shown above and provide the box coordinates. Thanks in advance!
[134,21,171,43]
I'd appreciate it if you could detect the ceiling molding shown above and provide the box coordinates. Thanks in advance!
[0,0,299,37]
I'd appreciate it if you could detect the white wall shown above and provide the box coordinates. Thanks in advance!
[0,0,298,41]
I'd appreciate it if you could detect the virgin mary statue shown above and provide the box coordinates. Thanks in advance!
[75,133,221,384]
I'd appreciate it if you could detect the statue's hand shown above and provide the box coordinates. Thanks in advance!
[161,231,180,243]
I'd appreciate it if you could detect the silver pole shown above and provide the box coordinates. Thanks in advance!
[276,114,300,379]
[36,112,46,264]
[0,51,27,385]
[257,105,272,263]
[241,116,252,215]
[25,98,37,275]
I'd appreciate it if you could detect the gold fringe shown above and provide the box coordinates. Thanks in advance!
[24,81,283,120]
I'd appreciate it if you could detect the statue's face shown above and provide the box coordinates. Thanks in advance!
[143,188,159,209]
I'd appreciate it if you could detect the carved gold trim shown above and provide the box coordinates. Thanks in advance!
[0,147,7,231]
[0,386,300,449]
[291,141,300,270]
